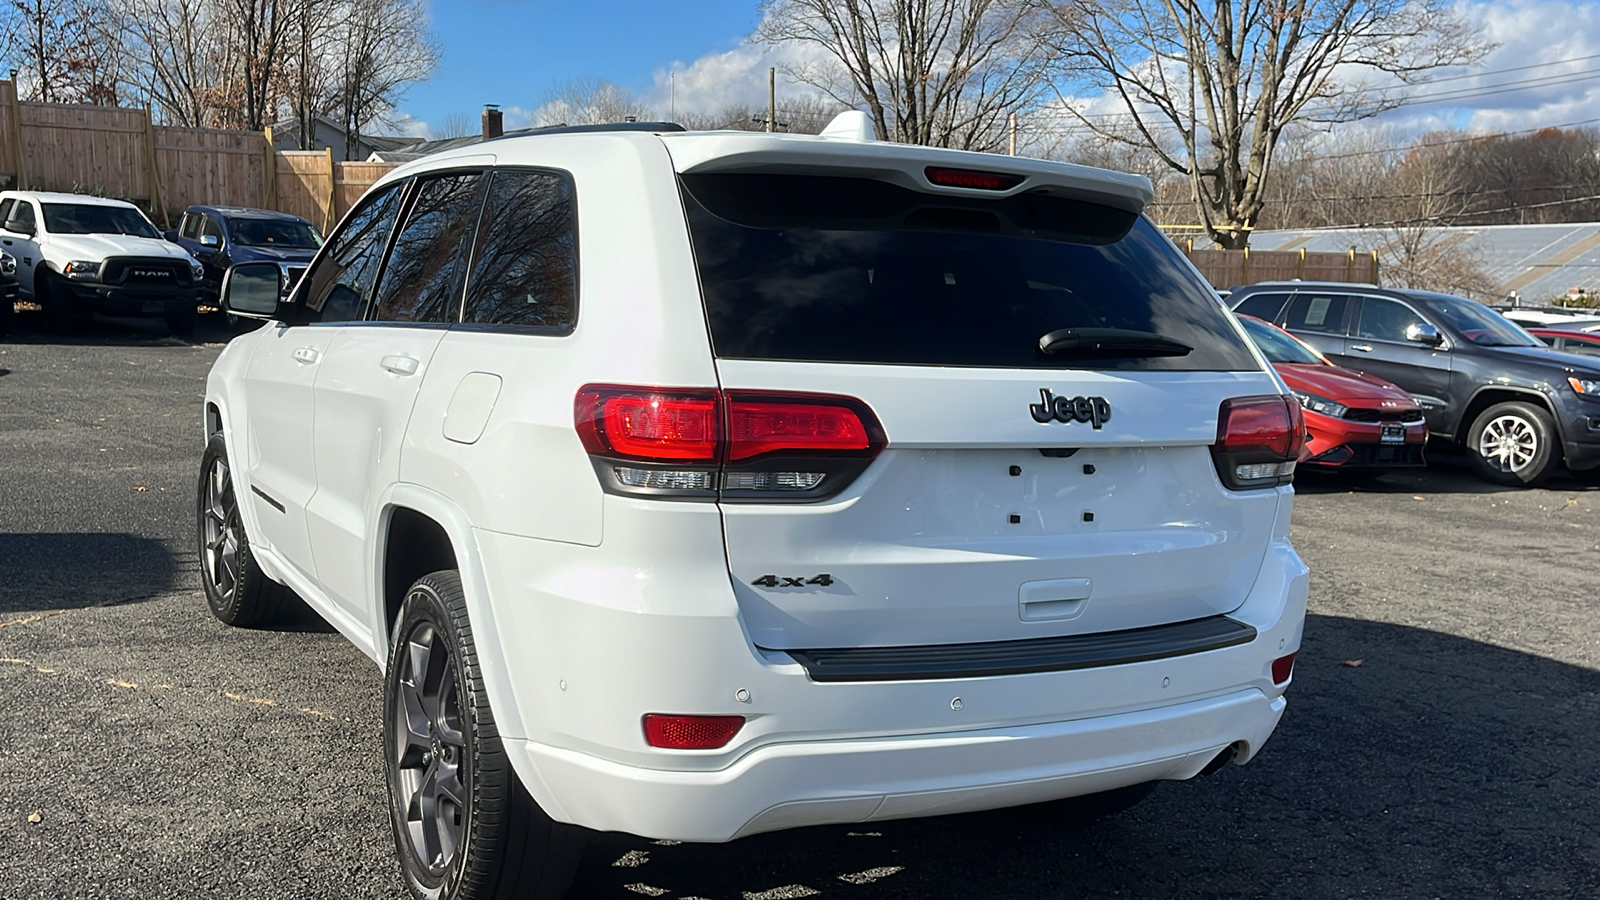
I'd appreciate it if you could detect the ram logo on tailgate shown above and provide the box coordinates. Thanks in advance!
[1030,389,1112,429]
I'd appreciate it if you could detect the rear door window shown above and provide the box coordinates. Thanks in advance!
[1355,297,1427,343]
[1284,293,1353,335]
[371,171,485,324]
[680,173,1257,371]
[461,169,577,331]
[1232,292,1291,323]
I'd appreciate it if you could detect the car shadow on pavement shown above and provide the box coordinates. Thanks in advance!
[0,532,178,613]
[569,613,1600,899]
[2,307,240,347]
[1295,450,1599,496]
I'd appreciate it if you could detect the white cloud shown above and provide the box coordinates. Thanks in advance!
[644,38,846,118]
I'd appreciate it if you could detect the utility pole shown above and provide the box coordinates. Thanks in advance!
[1008,113,1017,156]
[767,67,776,133]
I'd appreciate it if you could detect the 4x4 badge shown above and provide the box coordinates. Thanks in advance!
[1030,389,1112,429]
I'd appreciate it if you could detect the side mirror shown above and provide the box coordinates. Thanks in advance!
[1405,322,1444,347]
[163,229,179,242]
[200,233,221,249]
[4,218,34,237]
[219,262,283,319]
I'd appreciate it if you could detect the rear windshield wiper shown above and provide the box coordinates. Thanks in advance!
[1038,327,1194,358]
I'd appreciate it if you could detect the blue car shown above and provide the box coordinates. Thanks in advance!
[166,205,323,300]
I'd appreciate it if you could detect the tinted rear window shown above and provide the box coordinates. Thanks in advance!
[681,174,1258,371]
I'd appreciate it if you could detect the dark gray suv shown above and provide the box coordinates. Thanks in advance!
[1229,282,1600,485]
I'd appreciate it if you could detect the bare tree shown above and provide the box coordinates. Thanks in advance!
[757,0,1052,150]
[228,0,294,129]
[533,77,654,127]
[120,0,232,125]
[1038,0,1490,248]
[432,112,474,139]
[331,0,438,158]
[9,0,117,103]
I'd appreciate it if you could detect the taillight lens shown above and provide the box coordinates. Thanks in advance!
[726,393,878,461]
[576,387,720,462]
[575,385,886,501]
[1212,395,1304,489]
[643,714,745,750]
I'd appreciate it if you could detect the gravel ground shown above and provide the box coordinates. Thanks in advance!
[1,311,1597,899]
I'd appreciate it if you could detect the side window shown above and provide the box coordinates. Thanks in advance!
[12,201,36,233]
[1356,297,1427,343]
[302,181,407,324]
[0,199,15,225]
[370,171,484,324]
[1232,292,1291,323]
[200,215,224,243]
[179,211,199,240]
[461,169,577,330]
[1284,293,1352,334]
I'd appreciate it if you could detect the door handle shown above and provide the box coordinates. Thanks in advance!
[381,354,420,376]
[1350,344,1374,352]
[291,347,320,365]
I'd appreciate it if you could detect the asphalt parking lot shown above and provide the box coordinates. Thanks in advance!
[2,311,1597,899]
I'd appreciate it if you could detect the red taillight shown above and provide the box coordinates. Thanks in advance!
[643,714,745,750]
[726,394,876,462]
[575,387,720,462]
[576,385,886,499]
[1272,652,1297,685]
[924,166,1025,191]
[1212,395,1303,489]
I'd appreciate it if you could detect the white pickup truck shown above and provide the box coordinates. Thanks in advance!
[0,191,205,335]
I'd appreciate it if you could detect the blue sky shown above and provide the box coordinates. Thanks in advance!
[395,0,1600,142]
[401,0,767,132]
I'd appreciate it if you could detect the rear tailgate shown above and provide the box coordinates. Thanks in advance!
[665,143,1288,652]
[717,362,1283,649]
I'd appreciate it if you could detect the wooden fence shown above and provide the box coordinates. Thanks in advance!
[1176,242,1381,290]
[0,81,397,231]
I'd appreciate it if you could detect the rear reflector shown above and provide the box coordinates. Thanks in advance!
[643,714,745,750]
[1272,652,1297,685]
[925,166,1026,191]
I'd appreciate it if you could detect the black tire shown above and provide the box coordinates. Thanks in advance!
[0,293,12,338]
[36,270,77,333]
[196,433,294,626]
[1465,401,1558,486]
[385,571,587,900]
[1014,781,1159,828]
[166,301,199,338]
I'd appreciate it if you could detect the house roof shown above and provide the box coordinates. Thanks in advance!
[1249,222,1600,301]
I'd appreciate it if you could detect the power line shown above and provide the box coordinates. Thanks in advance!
[1314,193,1600,230]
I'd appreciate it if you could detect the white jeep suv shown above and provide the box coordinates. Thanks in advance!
[201,115,1309,900]
[0,191,205,335]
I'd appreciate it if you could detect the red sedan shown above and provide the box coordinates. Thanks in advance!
[1237,315,1427,471]
[1529,327,1600,359]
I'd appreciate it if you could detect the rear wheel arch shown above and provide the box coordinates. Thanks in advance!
[382,506,459,643]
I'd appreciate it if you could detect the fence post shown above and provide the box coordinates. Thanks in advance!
[142,106,167,228]
[5,80,26,190]
[1346,249,1355,282]
[323,147,336,234]
[261,127,276,210]
[1241,246,1250,284]
[1297,247,1306,280]
[1370,250,1380,285]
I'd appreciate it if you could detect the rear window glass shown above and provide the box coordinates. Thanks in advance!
[680,174,1258,371]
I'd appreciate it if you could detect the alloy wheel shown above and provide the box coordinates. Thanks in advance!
[1478,414,1538,473]
[200,455,241,602]
[393,618,469,878]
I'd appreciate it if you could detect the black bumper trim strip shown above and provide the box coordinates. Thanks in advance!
[776,615,1257,683]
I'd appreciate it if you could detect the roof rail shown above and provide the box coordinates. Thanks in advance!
[490,121,687,142]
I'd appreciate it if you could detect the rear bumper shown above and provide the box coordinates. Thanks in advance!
[472,496,1308,841]
[507,688,1283,842]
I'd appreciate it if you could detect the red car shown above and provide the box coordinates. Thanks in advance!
[1237,315,1427,471]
